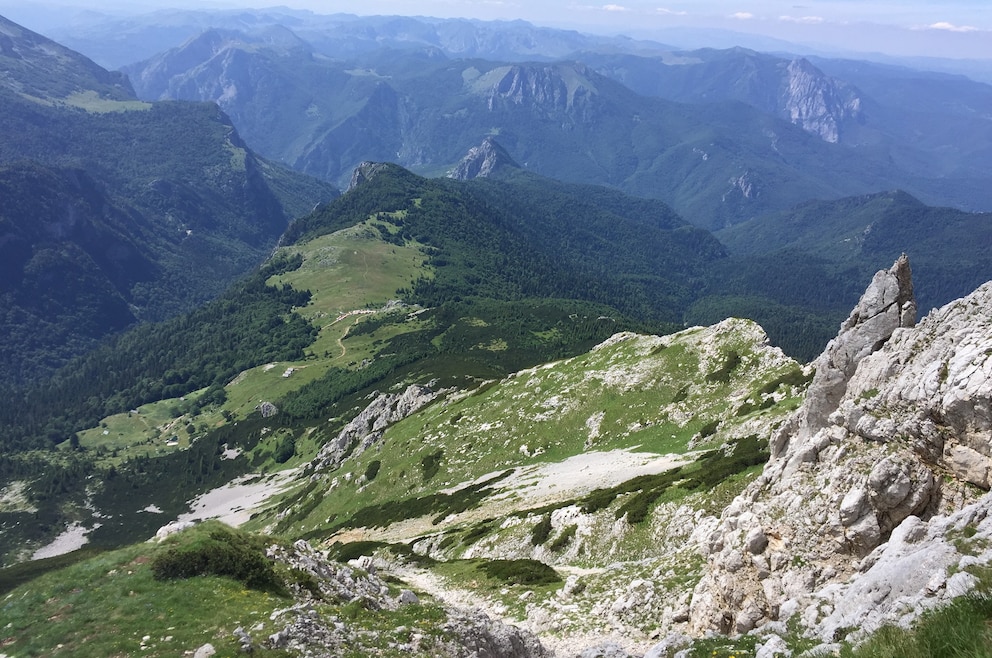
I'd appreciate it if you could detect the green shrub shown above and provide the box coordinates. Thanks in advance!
[548,524,577,552]
[531,514,553,546]
[151,526,282,592]
[364,459,381,482]
[706,350,741,383]
[580,488,617,514]
[273,436,295,464]
[462,520,494,545]
[698,419,719,438]
[327,540,387,563]
[477,559,561,586]
[287,567,322,599]
[420,449,444,482]
[759,367,813,395]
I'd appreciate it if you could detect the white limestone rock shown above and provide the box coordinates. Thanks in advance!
[688,257,992,642]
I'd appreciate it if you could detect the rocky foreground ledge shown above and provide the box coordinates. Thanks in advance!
[685,255,992,649]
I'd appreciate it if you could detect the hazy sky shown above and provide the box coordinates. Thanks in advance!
[4,0,991,60]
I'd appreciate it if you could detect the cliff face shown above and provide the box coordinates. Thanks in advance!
[687,255,992,643]
[780,58,862,144]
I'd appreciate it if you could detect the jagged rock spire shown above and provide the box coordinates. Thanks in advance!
[684,255,992,643]
[772,254,915,457]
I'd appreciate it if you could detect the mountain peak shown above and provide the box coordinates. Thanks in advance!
[347,161,399,191]
[775,253,915,452]
[447,137,519,180]
[782,56,862,143]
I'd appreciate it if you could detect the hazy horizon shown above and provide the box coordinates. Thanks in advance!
[2,0,991,62]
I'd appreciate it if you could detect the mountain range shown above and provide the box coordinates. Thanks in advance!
[114,16,992,233]
[2,9,992,658]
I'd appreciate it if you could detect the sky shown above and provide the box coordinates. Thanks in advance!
[3,0,991,60]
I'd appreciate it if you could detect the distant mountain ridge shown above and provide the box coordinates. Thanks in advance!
[43,9,676,69]
[122,20,992,228]
[126,36,913,229]
[0,13,134,101]
[583,48,864,144]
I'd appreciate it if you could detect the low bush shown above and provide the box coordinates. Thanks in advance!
[421,449,443,482]
[548,524,577,552]
[477,559,561,586]
[365,459,382,482]
[151,525,282,592]
[531,514,553,546]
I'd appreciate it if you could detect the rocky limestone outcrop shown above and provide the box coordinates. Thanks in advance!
[773,253,916,456]
[260,540,547,657]
[348,161,395,191]
[312,384,442,472]
[448,137,520,180]
[685,255,992,642]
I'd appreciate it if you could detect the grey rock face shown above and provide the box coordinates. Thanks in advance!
[348,161,394,191]
[443,609,549,658]
[772,253,915,458]
[192,644,216,658]
[780,58,862,143]
[257,401,279,418]
[399,589,420,606]
[483,63,598,120]
[448,137,519,180]
[578,640,635,657]
[313,384,441,472]
[687,257,992,642]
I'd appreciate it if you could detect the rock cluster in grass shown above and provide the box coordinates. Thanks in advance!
[312,384,442,472]
[261,539,548,657]
[683,256,992,646]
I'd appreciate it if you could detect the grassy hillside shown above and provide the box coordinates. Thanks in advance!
[0,521,473,658]
[5,162,990,656]
[270,319,805,536]
[0,164,689,563]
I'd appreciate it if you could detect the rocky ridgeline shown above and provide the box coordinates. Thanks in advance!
[482,64,595,116]
[684,255,992,647]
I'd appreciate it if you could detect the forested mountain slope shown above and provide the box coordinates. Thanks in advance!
[0,14,336,384]
[716,190,992,315]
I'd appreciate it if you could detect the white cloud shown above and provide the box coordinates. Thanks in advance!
[922,21,979,32]
[655,7,687,16]
[779,15,824,24]
[603,3,629,11]
[731,11,753,20]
